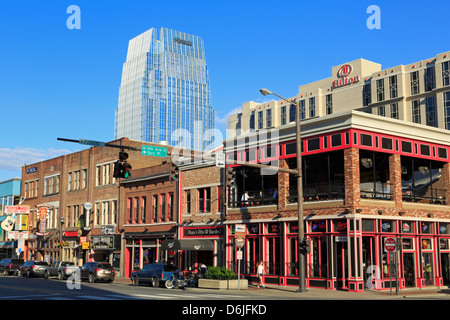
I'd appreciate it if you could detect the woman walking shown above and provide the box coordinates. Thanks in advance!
[257,261,265,288]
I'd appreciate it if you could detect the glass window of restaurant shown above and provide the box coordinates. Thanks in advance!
[401,156,446,204]
[359,150,391,199]
[288,150,345,203]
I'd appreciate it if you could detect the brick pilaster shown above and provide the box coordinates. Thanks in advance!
[389,153,402,209]
[278,159,289,210]
[344,148,360,207]
[443,162,450,206]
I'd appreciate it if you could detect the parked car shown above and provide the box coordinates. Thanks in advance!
[79,262,115,283]
[130,263,179,288]
[0,258,24,276]
[44,261,78,280]
[19,260,49,278]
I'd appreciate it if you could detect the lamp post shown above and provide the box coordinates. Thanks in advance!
[59,217,64,261]
[260,88,307,292]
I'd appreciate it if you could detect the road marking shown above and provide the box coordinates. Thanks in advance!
[76,295,122,300]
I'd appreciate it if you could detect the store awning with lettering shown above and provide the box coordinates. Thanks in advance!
[161,239,214,251]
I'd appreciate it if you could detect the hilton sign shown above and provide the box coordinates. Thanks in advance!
[333,64,360,88]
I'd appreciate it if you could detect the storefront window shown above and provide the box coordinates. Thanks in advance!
[310,236,327,278]
[421,222,432,234]
[422,253,434,286]
[402,238,414,250]
[381,220,395,233]
[421,238,432,250]
[333,219,347,232]
[401,156,445,204]
[266,237,280,275]
[362,219,375,232]
[401,221,414,233]
[359,150,391,199]
[440,239,449,250]
[287,236,298,276]
[310,220,326,233]
[439,223,450,235]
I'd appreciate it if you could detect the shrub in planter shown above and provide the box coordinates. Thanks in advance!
[205,266,238,280]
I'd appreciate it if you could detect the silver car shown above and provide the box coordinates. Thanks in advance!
[79,262,115,283]
[19,260,49,278]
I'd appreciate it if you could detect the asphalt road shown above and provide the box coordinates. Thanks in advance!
[0,274,266,301]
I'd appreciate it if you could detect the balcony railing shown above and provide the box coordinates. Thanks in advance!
[288,183,345,203]
[402,188,446,205]
[229,188,278,208]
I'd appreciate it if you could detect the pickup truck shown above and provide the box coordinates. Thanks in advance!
[44,261,78,280]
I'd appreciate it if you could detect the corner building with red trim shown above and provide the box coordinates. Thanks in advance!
[225,51,450,292]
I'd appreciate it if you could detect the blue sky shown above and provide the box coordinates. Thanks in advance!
[0,0,449,182]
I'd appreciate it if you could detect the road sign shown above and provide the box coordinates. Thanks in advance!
[384,237,397,252]
[142,145,168,157]
[235,224,246,239]
[79,139,105,147]
[215,152,225,168]
[235,238,245,248]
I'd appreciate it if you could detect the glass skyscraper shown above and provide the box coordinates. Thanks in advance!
[115,28,215,151]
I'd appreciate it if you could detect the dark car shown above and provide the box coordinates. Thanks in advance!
[0,258,24,276]
[79,262,115,283]
[130,263,179,288]
[19,260,49,278]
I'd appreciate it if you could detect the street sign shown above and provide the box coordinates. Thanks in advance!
[384,237,397,252]
[235,224,246,239]
[215,152,225,168]
[142,145,168,157]
[235,238,245,248]
[79,139,105,147]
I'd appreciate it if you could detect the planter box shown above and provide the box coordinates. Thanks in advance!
[198,279,248,290]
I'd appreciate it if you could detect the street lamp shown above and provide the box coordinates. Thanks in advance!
[60,217,64,261]
[260,88,307,292]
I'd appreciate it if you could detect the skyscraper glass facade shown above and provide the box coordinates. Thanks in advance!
[115,28,215,151]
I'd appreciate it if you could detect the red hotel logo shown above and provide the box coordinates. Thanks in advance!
[334,64,360,88]
[338,64,352,77]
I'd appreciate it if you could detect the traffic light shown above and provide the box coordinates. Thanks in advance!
[169,162,179,181]
[226,167,235,187]
[300,238,311,254]
[113,151,132,179]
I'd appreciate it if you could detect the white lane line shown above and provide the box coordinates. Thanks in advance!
[76,295,122,300]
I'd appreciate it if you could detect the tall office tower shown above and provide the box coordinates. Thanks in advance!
[115,28,215,151]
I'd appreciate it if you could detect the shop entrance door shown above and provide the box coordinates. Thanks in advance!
[362,236,376,288]
[335,240,348,289]
[403,253,415,287]
[441,253,450,285]
[422,253,434,286]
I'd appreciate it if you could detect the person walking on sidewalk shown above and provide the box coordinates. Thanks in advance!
[257,261,265,288]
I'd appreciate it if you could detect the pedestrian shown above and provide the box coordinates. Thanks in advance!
[257,261,265,288]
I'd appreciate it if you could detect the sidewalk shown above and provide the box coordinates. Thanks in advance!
[113,276,450,299]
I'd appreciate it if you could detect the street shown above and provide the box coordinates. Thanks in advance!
[0,275,274,301]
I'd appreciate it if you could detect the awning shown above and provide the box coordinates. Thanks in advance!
[161,239,214,251]
[0,241,15,249]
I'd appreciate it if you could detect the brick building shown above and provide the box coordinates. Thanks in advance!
[224,110,450,292]
[174,159,225,271]
[20,138,172,275]
[121,164,178,277]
